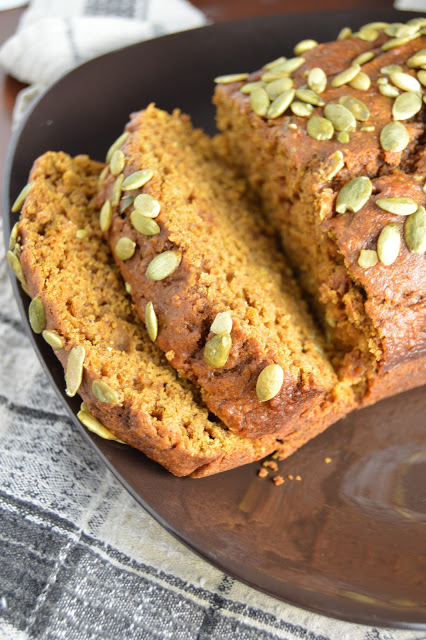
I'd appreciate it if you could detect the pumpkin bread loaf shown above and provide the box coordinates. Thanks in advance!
[214,18,426,405]
[98,105,355,440]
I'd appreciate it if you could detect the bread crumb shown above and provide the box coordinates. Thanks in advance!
[325,457,332,464]
[273,475,284,486]
[262,460,278,471]
[287,474,294,480]
[258,468,268,478]
[295,475,302,481]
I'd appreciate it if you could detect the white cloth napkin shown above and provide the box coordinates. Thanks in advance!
[394,0,426,10]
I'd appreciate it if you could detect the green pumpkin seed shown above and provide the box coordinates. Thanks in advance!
[111,174,124,207]
[306,116,334,141]
[241,80,266,94]
[384,23,402,37]
[29,295,46,334]
[357,27,379,42]
[294,39,317,55]
[6,250,27,291]
[417,70,426,87]
[407,49,426,68]
[337,27,352,40]
[65,345,85,397]
[325,151,345,180]
[379,121,410,152]
[106,132,129,163]
[204,333,232,368]
[9,222,19,250]
[307,67,327,93]
[110,149,126,176]
[360,125,375,132]
[120,195,135,212]
[125,282,132,294]
[379,84,399,98]
[130,210,160,236]
[380,64,403,75]
[265,77,293,99]
[42,329,63,349]
[382,35,415,51]
[336,176,372,213]
[263,56,286,70]
[290,101,313,117]
[122,169,154,191]
[404,206,426,253]
[133,193,161,218]
[392,91,422,121]
[77,407,119,440]
[288,123,297,131]
[98,166,109,187]
[339,95,370,121]
[390,71,421,93]
[75,229,87,239]
[250,87,270,116]
[114,237,136,260]
[99,200,112,232]
[275,57,305,74]
[352,51,375,66]
[211,311,233,335]
[214,73,248,84]
[324,104,356,132]
[11,182,35,213]
[349,71,371,91]
[377,223,401,265]
[376,197,418,216]
[262,70,291,82]
[295,88,324,106]
[358,249,378,268]
[267,89,295,119]
[377,77,389,86]
[146,251,181,281]
[362,21,388,30]
[331,63,360,87]
[407,17,426,27]
[92,379,118,404]
[145,301,158,341]
[394,23,420,38]
[256,364,284,402]
[337,131,350,144]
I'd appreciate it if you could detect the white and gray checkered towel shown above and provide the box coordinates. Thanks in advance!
[1,1,426,639]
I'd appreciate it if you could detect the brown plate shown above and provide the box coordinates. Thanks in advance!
[3,7,426,629]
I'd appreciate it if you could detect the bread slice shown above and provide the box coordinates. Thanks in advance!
[98,105,354,440]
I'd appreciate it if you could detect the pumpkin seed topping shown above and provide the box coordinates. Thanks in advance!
[145,301,158,341]
[331,64,361,88]
[6,250,27,290]
[407,49,426,68]
[360,125,375,132]
[124,282,132,294]
[337,27,352,40]
[407,17,426,27]
[294,39,318,55]
[288,124,298,131]
[250,87,270,116]
[211,311,233,335]
[306,116,334,140]
[241,81,266,94]
[325,151,345,180]
[109,149,126,176]
[290,101,314,117]
[75,229,87,239]
[263,56,286,70]
[405,206,426,253]
[130,211,160,236]
[336,176,372,213]
[377,223,401,265]
[295,88,324,106]
[106,132,129,163]
[352,51,375,66]
[357,26,379,41]
[120,195,135,212]
[29,295,46,334]
[265,77,293,99]
[133,193,161,218]
[204,333,232,368]
[376,197,418,216]
[377,77,389,86]
[214,73,248,84]
[42,329,63,350]
[395,22,420,37]
[358,249,378,268]
[382,36,415,51]
[256,364,284,402]
[11,182,35,213]
[9,222,19,250]
[92,380,118,404]
[114,237,136,261]
[392,91,422,121]
[276,57,305,73]
[379,121,410,152]
[65,345,85,397]
[349,71,371,91]
[111,174,124,207]
[339,95,370,121]
[99,200,112,232]
[98,166,109,187]
[146,251,181,281]
[337,131,350,144]
[324,104,356,132]
[379,84,399,98]
[363,21,389,30]
[122,169,154,191]
[417,70,426,88]
[390,71,421,93]
[267,89,295,119]
[77,406,119,441]
[307,67,327,93]
[381,64,403,75]
[262,70,290,82]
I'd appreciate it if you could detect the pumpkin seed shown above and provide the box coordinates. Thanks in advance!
[9,222,19,250]
[263,56,286,70]
[379,84,399,98]
[360,125,375,132]
[331,64,361,87]
[99,200,112,231]
[265,77,293,99]
[337,131,350,144]
[394,22,420,38]
[407,17,426,27]
[306,116,334,140]
[376,197,418,216]
[407,49,426,68]
[295,88,324,106]
[324,104,356,132]
[339,95,370,121]
[404,206,426,253]
[384,23,402,37]
[337,27,352,40]
[349,71,371,90]
[214,73,248,84]
[210,311,233,335]
[336,176,372,213]
[307,67,327,93]
[204,333,232,368]
[392,91,422,120]
[125,282,132,294]
[382,36,415,51]
[262,70,291,82]
[377,223,401,265]
[6,250,27,290]
[77,407,119,440]
[122,169,154,191]
[275,57,305,73]
[146,251,181,281]
[294,39,318,55]
[29,295,46,334]
[358,249,378,268]
[377,77,389,86]
[133,193,161,218]
[362,21,388,30]
[250,87,270,116]
[325,151,345,180]
[256,364,284,402]
[357,27,379,42]
[290,101,313,117]
[111,174,124,207]
[288,123,298,130]
[380,64,403,75]
[390,71,421,93]
[352,51,375,66]
[42,329,63,349]
[11,182,35,213]
[110,149,125,176]
[75,229,87,239]
[145,301,158,341]
[267,89,295,118]
[379,121,410,152]
[92,379,118,404]
[106,132,129,163]
[130,210,160,236]
[241,81,266,94]
[417,70,426,87]
[65,345,85,397]
[114,237,136,260]
[98,166,109,187]
[120,195,135,213]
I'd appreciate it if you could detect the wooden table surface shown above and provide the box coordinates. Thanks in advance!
[0,0,395,180]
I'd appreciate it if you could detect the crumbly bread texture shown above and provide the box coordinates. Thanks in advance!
[99,105,354,440]
[214,21,426,405]
[16,151,347,477]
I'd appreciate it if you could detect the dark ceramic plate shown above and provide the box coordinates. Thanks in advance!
[3,7,426,629]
